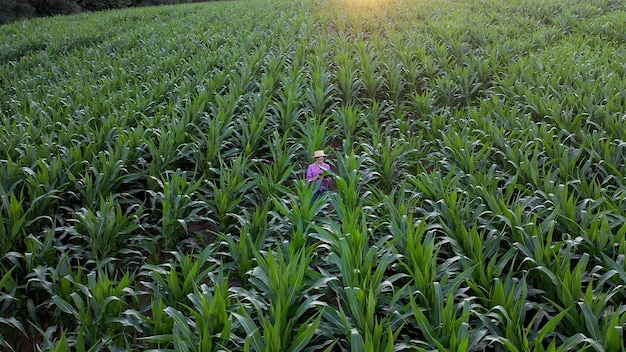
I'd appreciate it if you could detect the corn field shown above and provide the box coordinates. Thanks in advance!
[1,0,626,350]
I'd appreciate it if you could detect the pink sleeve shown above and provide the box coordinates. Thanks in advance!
[306,164,315,181]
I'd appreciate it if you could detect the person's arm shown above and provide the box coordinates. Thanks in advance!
[306,165,317,182]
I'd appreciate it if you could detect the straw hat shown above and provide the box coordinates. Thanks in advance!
[313,150,326,158]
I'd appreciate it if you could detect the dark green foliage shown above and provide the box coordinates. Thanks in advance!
[0,0,36,24]
[78,0,133,11]
[27,0,81,15]
[0,0,212,24]
[133,0,209,6]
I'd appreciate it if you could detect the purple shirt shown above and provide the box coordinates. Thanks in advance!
[306,162,331,187]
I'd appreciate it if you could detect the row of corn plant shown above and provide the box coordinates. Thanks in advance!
[2,0,626,350]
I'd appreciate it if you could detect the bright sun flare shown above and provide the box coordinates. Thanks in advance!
[336,0,389,12]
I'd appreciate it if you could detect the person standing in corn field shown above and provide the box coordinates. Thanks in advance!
[307,150,331,199]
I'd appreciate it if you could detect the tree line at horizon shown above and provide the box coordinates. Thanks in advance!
[0,0,215,24]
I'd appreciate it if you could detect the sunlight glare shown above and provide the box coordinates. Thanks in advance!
[335,0,390,13]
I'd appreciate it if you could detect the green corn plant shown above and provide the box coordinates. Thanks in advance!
[329,289,405,352]
[0,116,31,161]
[513,210,563,291]
[232,246,325,352]
[75,143,143,211]
[406,167,459,210]
[540,182,610,243]
[138,290,175,349]
[408,280,485,351]
[357,41,384,103]
[225,195,274,266]
[140,246,216,312]
[439,127,493,176]
[192,94,237,172]
[479,272,573,352]
[0,266,26,351]
[39,324,119,352]
[450,64,483,106]
[256,131,298,198]
[325,237,407,352]
[441,220,509,295]
[20,157,67,224]
[432,72,464,108]
[593,137,626,181]
[395,43,427,96]
[544,254,625,349]
[597,305,626,352]
[51,267,140,349]
[601,253,626,304]
[180,84,215,124]
[502,143,553,196]
[410,91,439,129]
[271,179,329,253]
[303,58,337,117]
[144,121,195,177]
[269,69,306,134]
[387,206,440,293]
[381,59,405,104]
[69,195,141,261]
[36,328,80,352]
[0,190,27,255]
[201,155,255,234]
[320,178,407,350]
[361,100,395,145]
[361,137,415,194]
[224,203,271,282]
[236,94,270,158]
[149,270,232,351]
[260,52,285,97]
[228,49,266,97]
[295,116,336,163]
[147,169,206,251]
[333,50,362,105]
[464,165,530,238]
[392,109,424,150]
[542,136,584,186]
[26,253,85,326]
[0,156,21,196]
[330,104,365,148]
[565,202,622,259]
[332,150,374,215]
[23,226,61,272]
[569,283,626,352]
[428,174,490,260]
[188,272,232,351]
[327,218,372,290]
